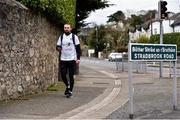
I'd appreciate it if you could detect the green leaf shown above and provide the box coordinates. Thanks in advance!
[17,0,76,27]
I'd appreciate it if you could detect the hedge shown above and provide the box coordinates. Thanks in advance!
[16,0,76,27]
[150,32,180,51]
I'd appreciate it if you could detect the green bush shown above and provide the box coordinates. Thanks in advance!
[117,47,128,52]
[150,32,180,51]
[136,35,150,43]
[16,0,76,27]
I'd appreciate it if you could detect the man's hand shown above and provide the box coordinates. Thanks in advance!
[76,59,80,64]
[56,46,61,52]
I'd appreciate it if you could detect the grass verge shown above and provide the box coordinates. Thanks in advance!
[47,81,65,91]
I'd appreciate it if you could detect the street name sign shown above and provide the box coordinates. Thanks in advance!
[129,43,177,61]
[128,43,177,119]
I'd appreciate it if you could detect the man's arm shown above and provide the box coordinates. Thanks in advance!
[75,44,81,60]
[75,44,81,64]
[56,45,61,52]
[56,35,62,52]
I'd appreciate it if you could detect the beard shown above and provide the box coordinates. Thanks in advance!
[64,31,71,35]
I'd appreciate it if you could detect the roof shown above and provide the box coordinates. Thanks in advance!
[141,19,160,31]
[171,18,180,27]
[169,12,180,20]
[142,12,180,28]
[170,12,180,27]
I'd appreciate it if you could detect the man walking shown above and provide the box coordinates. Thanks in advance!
[56,24,81,98]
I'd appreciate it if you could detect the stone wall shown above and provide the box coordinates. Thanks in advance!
[0,0,61,100]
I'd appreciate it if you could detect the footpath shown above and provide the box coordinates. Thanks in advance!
[0,64,128,119]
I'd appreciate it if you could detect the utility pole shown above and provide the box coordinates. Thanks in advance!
[159,19,163,77]
[159,0,163,78]
[95,26,98,57]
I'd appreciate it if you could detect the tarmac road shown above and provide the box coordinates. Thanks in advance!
[107,71,180,119]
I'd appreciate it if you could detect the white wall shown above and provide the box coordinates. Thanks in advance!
[163,20,174,33]
[174,26,180,32]
[151,21,160,35]
[151,20,174,35]
[129,29,149,42]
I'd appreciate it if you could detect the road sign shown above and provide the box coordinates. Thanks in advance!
[129,43,177,61]
[128,43,178,119]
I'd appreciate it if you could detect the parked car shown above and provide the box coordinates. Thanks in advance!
[108,52,122,62]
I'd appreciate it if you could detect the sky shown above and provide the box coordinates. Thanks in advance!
[85,0,180,25]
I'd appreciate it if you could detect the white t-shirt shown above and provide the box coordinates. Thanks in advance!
[57,33,80,61]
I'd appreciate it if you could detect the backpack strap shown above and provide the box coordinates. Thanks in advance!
[60,34,63,47]
[72,33,75,45]
[61,33,75,46]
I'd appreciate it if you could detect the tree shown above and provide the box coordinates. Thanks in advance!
[141,10,156,31]
[129,14,143,31]
[106,10,129,52]
[129,10,157,32]
[141,10,156,22]
[76,0,110,32]
[88,25,108,57]
[107,10,125,23]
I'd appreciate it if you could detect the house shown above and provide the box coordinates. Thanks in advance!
[129,12,180,42]
[170,12,180,32]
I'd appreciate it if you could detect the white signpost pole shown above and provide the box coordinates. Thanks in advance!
[173,61,177,110]
[128,43,134,119]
